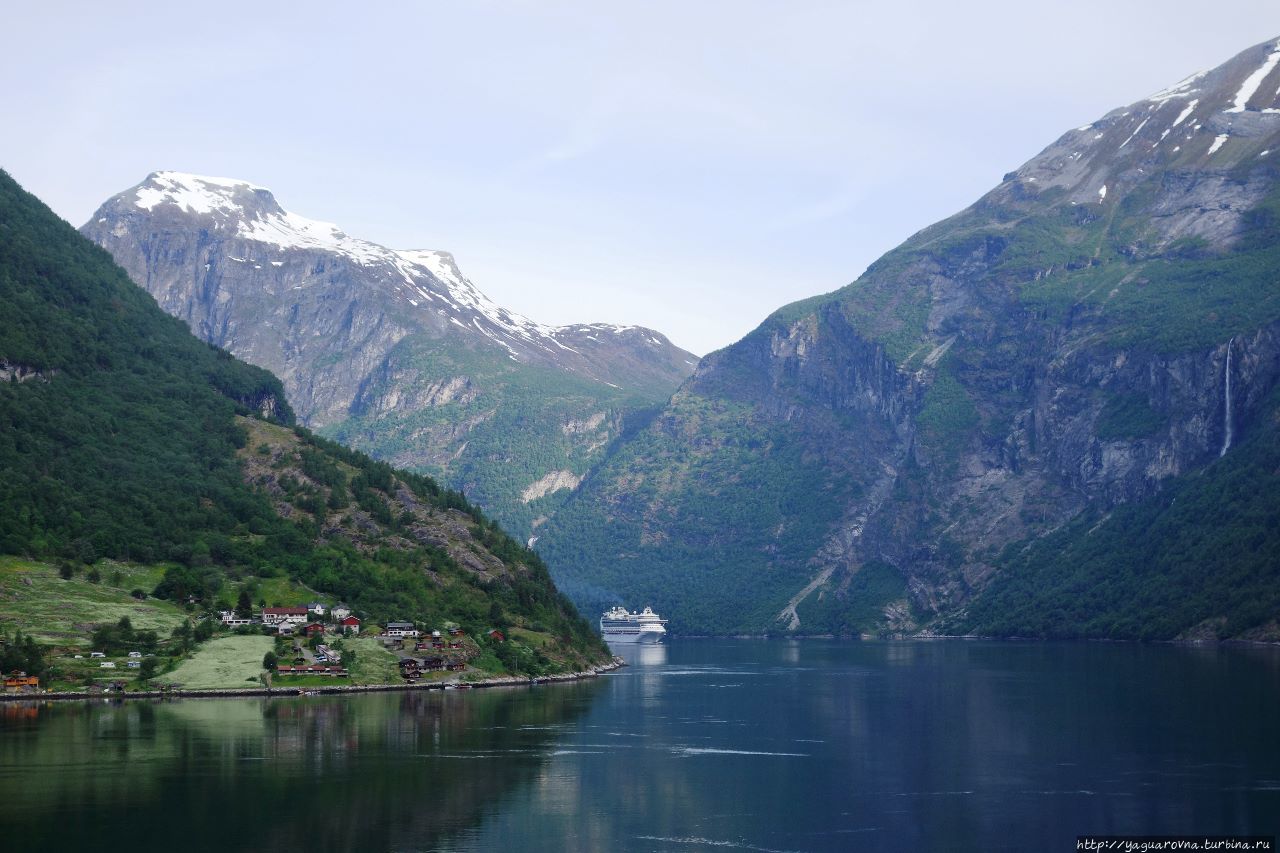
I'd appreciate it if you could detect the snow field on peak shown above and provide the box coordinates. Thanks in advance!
[125,172,675,366]
[134,171,264,216]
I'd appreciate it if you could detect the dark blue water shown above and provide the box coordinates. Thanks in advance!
[2,639,1278,851]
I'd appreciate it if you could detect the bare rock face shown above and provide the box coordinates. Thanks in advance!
[81,173,697,539]
[538,36,1280,636]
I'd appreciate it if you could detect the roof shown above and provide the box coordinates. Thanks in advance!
[263,607,308,615]
[386,621,415,629]
[340,616,361,624]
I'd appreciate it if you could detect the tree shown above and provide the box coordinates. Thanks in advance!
[236,589,253,619]
[0,630,46,678]
[139,658,158,680]
[262,651,277,670]
[87,567,101,584]
[58,562,74,580]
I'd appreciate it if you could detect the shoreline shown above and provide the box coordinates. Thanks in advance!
[1,656,626,704]
[671,633,1280,646]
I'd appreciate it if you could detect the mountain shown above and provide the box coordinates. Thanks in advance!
[81,173,697,541]
[538,36,1280,638]
[0,167,607,671]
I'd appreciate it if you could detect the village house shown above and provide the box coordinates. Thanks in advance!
[277,623,297,637]
[303,622,326,638]
[275,664,348,677]
[306,602,326,617]
[219,611,252,628]
[338,615,361,635]
[4,672,39,692]
[261,607,309,627]
[331,604,352,621]
[384,621,419,638]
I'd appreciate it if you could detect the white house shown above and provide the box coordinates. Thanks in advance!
[384,621,419,638]
[262,607,309,626]
[331,604,352,621]
[306,602,326,616]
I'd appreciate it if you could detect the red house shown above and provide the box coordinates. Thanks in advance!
[339,616,361,635]
[303,622,326,637]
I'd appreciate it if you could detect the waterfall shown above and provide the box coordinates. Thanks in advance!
[1220,337,1234,457]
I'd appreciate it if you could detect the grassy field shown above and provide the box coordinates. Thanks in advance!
[342,636,402,685]
[163,635,273,689]
[228,575,330,610]
[509,627,553,648]
[0,557,188,648]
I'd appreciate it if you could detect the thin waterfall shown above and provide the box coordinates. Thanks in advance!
[1220,337,1234,457]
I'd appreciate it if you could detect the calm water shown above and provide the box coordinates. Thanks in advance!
[2,640,1278,852]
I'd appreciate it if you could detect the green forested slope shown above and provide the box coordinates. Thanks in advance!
[955,387,1280,641]
[0,169,605,671]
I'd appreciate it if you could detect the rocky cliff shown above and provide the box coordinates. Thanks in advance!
[538,36,1280,637]
[81,174,697,538]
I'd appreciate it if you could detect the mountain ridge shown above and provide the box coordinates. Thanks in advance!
[537,35,1280,638]
[82,171,697,540]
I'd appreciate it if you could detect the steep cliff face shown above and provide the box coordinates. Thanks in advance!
[540,36,1280,637]
[81,174,697,538]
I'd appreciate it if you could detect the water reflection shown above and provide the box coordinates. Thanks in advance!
[611,642,668,667]
[4,642,1280,852]
[0,683,601,852]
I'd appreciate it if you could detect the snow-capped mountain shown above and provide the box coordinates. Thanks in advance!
[82,173,697,538]
[990,37,1280,249]
[87,171,693,418]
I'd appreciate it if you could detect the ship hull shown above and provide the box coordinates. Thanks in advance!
[602,630,665,645]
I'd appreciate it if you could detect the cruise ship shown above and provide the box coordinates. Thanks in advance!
[600,606,667,644]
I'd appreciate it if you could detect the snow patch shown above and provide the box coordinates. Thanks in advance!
[1147,70,1206,103]
[1207,134,1230,155]
[1098,185,1107,202]
[1171,99,1199,128]
[1118,118,1149,149]
[1225,41,1280,113]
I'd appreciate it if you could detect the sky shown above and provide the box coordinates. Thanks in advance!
[4,2,1279,356]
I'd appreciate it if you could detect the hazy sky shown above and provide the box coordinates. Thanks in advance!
[5,2,1278,355]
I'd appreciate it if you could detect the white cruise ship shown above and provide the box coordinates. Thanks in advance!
[600,606,667,644]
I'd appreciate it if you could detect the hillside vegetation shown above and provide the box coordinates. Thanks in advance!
[0,169,607,677]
